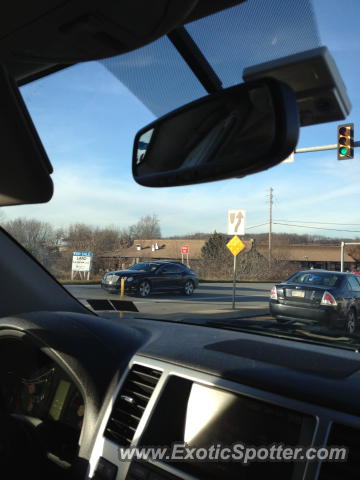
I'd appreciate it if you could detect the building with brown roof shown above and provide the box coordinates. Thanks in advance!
[256,244,356,271]
[101,238,253,270]
[101,240,356,272]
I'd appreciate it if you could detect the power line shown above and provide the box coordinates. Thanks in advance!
[275,219,360,226]
[273,222,360,233]
[246,222,269,230]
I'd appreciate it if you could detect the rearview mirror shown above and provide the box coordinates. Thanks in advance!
[133,79,299,187]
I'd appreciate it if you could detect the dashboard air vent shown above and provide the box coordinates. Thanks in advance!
[318,422,359,479]
[104,364,162,446]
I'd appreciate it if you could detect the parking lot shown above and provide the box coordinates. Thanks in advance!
[65,282,272,323]
[63,281,360,347]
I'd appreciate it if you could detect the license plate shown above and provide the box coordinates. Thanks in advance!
[291,290,305,298]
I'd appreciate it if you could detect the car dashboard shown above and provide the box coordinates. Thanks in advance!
[1,311,360,480]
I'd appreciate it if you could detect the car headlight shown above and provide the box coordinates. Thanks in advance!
[126,277,134,282]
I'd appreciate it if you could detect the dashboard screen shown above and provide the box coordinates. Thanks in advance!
[185,383,303,445]
[49,379,71,421]
[141,378,315,479]
[181,383,310,478]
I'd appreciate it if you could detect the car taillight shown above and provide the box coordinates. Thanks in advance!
[270,286,278,300]
[320,291,337,306]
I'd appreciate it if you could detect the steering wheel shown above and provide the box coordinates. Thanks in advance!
[0,410,68,479]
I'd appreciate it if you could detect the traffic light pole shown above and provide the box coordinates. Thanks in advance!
[295,141,360,154]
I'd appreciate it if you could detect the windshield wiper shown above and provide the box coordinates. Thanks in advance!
[205,319,360,352]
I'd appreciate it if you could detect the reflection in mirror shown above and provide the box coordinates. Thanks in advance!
[133,79,299,187]
[136,128,154,166]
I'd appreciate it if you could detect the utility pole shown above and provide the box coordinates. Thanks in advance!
[268,187,273,265]
[340,242,360,272]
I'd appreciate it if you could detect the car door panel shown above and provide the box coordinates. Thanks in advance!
[156,265,182,291]
[347,276,360,319]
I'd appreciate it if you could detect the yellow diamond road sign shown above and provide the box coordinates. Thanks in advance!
[226,235,245,256]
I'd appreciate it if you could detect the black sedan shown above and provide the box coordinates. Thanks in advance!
[101,260,199,297]
[269,270,360,334]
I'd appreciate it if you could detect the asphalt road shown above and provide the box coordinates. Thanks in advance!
[65,282,272,323]
[64,283,359,346]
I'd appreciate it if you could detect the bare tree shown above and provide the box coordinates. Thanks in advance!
[4,218,56,267]
[347,245,360,263]
[118,227,133,248]
[199,231,296,281]
[59,223,135,276]
[129,214,161,240]
[65,224,130,253]
[66,223,95,251]
[168,232,210,240]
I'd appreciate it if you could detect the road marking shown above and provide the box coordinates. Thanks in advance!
[194,309,270,314]
[140,295,268,303]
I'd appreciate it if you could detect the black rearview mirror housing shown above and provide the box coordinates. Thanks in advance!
[132,78,299,187]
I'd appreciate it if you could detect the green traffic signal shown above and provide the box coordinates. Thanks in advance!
[339,146,348,155]
[337,123,354,160]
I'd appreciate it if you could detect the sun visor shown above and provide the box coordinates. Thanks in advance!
[0,65,53,206]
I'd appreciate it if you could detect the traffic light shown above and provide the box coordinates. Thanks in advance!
[337,123,354,160]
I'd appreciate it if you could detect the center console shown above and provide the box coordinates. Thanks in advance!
[88,357,320,480]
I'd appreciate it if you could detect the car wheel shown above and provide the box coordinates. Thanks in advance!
[183,280,194,296]
[138,280,151,297]
[345,309,356,334]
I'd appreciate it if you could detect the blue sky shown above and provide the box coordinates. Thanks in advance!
[2,0,360,238]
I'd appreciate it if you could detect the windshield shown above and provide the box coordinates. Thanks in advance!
[2,0,360,350]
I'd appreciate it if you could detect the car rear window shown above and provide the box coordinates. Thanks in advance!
[288,272,341,287]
